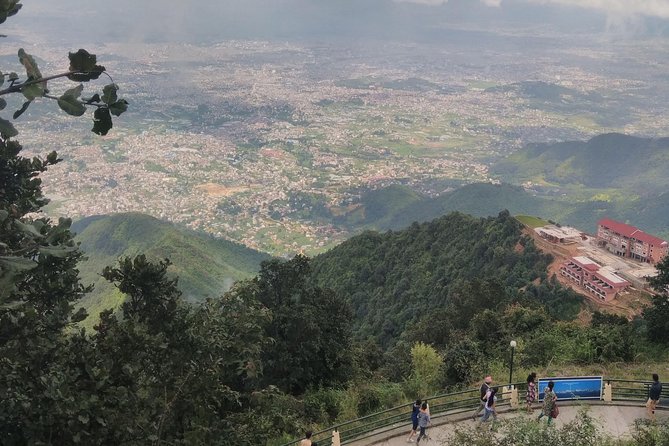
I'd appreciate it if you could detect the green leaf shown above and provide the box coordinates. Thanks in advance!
[68,49,105,82]
[21,83,43,101]
[17,48,42,80]
[0,117,18,138]
[92,107,112,135]
[0,98,6,110]
[83,93,100,104]
[63,84,84,99]
[71,307,88,323]
[46,151,59,164]
[13,100,30,119]
[0,256,37,272]
[0,210,8,222]
[102,84,118,105]
[38,245,77,258]
[58,94,86,117]
[14,220,42,237]
[109,99,128,117]
[0,2,22,25]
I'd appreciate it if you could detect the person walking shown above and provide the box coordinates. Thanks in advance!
[647,373,663,421]
[299,431,313,446]
[416,402,431,444]
[479,387,498,430]
[526,372,537,413]
[537,381,557,424]
[472,375,493,420]
[407,399,422,442]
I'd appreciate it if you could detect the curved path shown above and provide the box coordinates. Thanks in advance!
[350,402,664,446]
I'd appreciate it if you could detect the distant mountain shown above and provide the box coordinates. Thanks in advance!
[351,182,669,240]
[491,133,669,195]
[73,213,270,319]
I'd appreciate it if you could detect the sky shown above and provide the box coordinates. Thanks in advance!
[2,0,669,46]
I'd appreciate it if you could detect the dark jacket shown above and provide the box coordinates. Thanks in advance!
[480,383,490,401]
[650,381,663,401]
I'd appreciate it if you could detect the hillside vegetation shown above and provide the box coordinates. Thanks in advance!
[492,133,669,195]
[310,211,582,347]
[72,212,270,318]
[352,182,669,240]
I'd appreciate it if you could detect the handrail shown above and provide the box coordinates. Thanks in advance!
[281,377,667,446]
[280,381,526,446]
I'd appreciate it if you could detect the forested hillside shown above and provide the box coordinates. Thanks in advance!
[72,212,270,318]
[492,133,669,194]
[311,211,581,347]
[355,182,669,240]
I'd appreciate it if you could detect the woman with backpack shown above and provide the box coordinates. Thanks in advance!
[537,381,558,424]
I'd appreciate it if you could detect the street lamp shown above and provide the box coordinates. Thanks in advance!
[509,340,517,389]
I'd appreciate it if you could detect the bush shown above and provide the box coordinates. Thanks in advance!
[630,419,669,446]
[303,388,342,423]
[449,408,610,446]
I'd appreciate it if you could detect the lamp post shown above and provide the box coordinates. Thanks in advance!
[508,340,517,389]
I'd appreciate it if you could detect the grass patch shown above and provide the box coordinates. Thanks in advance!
[515,215,550,228]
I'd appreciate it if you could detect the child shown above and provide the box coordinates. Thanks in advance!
[416,402,431,444]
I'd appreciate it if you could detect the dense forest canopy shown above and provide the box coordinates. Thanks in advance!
[310,210,580,346]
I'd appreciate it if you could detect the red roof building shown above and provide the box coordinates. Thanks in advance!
[560,256,630,301]
[597,218,668,264]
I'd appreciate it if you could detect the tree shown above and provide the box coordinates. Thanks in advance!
[0,4,134,443]
[243,255,354,395]
[643,255,669,343]
[102,255,181,332]
[408,342,442,397]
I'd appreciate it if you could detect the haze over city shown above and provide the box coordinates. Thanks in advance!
[3,0,669,254]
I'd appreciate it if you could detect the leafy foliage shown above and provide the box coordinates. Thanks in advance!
[1,46,127,135]
[311,210,556,346]
[449,408,605,446]
[236,255,354,395]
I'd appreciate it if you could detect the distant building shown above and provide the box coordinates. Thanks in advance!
[597,218,668,264]
[560,256,630,301]
[535,225,584,244]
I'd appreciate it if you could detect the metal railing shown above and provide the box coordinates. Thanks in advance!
[281,378,665,446]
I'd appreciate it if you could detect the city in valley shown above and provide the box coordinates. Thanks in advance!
[6,29,669,255]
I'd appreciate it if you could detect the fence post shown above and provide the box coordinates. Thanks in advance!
[603,381,612,402]
[332,430,341,446]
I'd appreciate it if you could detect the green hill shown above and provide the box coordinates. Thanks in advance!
[72,213,270,319]
[310,211,581,347]
[492,133,669,195]
[352,182,669,240]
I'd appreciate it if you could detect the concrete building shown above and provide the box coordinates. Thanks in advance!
[560,256,630,301]
[535,225,584,244]
[597,218,668,264]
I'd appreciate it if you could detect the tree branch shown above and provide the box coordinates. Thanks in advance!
[0,70,106,96]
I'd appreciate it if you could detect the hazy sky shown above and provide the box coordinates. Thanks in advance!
[2,0,668,45]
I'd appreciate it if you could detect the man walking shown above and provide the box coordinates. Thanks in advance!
[472,376,493,420]
[647,373,663,420]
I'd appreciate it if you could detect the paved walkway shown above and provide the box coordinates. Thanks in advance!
[353,403,665,446]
